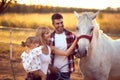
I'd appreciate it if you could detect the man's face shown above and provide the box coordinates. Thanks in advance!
[53,19,64,34]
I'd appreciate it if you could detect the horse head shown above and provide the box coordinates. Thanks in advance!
[74,11,99,58]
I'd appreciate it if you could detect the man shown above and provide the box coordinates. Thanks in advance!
[48,13,79,80]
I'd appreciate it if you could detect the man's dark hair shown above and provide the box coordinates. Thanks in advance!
[51,13,63,23]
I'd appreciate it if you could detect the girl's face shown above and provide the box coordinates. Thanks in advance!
[43,31,51,42]
[30,42,39,49]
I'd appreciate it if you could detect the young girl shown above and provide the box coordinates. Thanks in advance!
[22,27,78,80]
[21,36,46,80]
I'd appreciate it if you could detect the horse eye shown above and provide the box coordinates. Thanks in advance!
[76,27,79,30]
[90,28,94,32]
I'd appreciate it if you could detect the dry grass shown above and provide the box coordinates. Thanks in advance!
[0,13,120,33]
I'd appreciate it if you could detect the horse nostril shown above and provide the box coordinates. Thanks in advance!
[82,49,87,57]
[85,49,87,55]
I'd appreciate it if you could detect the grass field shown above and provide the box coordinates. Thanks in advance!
[0,12,120,33]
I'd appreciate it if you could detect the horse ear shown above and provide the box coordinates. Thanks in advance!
[74,11,81,19]
[90,11,99,20]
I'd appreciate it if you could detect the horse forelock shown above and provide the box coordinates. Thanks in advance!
[92,20,100,39]
[82,13,91,20]
[78,14,91,27]
[77,14,94,36]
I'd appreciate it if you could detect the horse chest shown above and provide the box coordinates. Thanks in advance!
[80,58,106,76]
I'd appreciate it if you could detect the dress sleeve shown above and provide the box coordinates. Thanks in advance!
[20,52,25,62]
[30,47,42,57]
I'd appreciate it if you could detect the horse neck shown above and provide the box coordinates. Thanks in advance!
[89,31,113,58]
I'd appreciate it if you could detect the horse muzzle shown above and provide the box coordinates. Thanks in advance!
[77,48,87,58]
[77,35,91,58]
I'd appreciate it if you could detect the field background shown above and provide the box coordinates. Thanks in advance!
[0,12,120,33]
[0,12,120,80]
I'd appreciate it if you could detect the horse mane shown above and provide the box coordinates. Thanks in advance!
[92,19,101,39]
[91,18,117,56]
[92,19,113,41]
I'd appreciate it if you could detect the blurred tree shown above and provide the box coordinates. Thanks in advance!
[0,0,17,13]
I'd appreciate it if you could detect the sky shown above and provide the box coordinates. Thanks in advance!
[17,0,120,9]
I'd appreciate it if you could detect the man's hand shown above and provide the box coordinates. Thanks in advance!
[50,66,59,74]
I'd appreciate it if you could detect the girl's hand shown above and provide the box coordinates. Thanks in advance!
[76,36,80,42]
[41,75,46,80]
[73,36,79,44]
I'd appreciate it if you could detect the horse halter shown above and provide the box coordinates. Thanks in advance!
[77,35,92,42]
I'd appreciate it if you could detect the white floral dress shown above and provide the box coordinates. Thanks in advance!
[21,46,51,75]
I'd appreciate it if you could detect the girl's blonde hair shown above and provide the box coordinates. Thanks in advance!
[21,36,39,47]
[36,27,50,45]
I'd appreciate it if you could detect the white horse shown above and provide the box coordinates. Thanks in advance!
[74,11,120,80]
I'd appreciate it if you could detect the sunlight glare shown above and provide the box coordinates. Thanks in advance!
[17,0,120,9]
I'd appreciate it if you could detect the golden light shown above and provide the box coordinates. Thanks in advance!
[17,0,120,9]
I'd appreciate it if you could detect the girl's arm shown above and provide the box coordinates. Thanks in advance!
[51,37,78,56]
[32,69,46,80]
[38,69,46,80]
